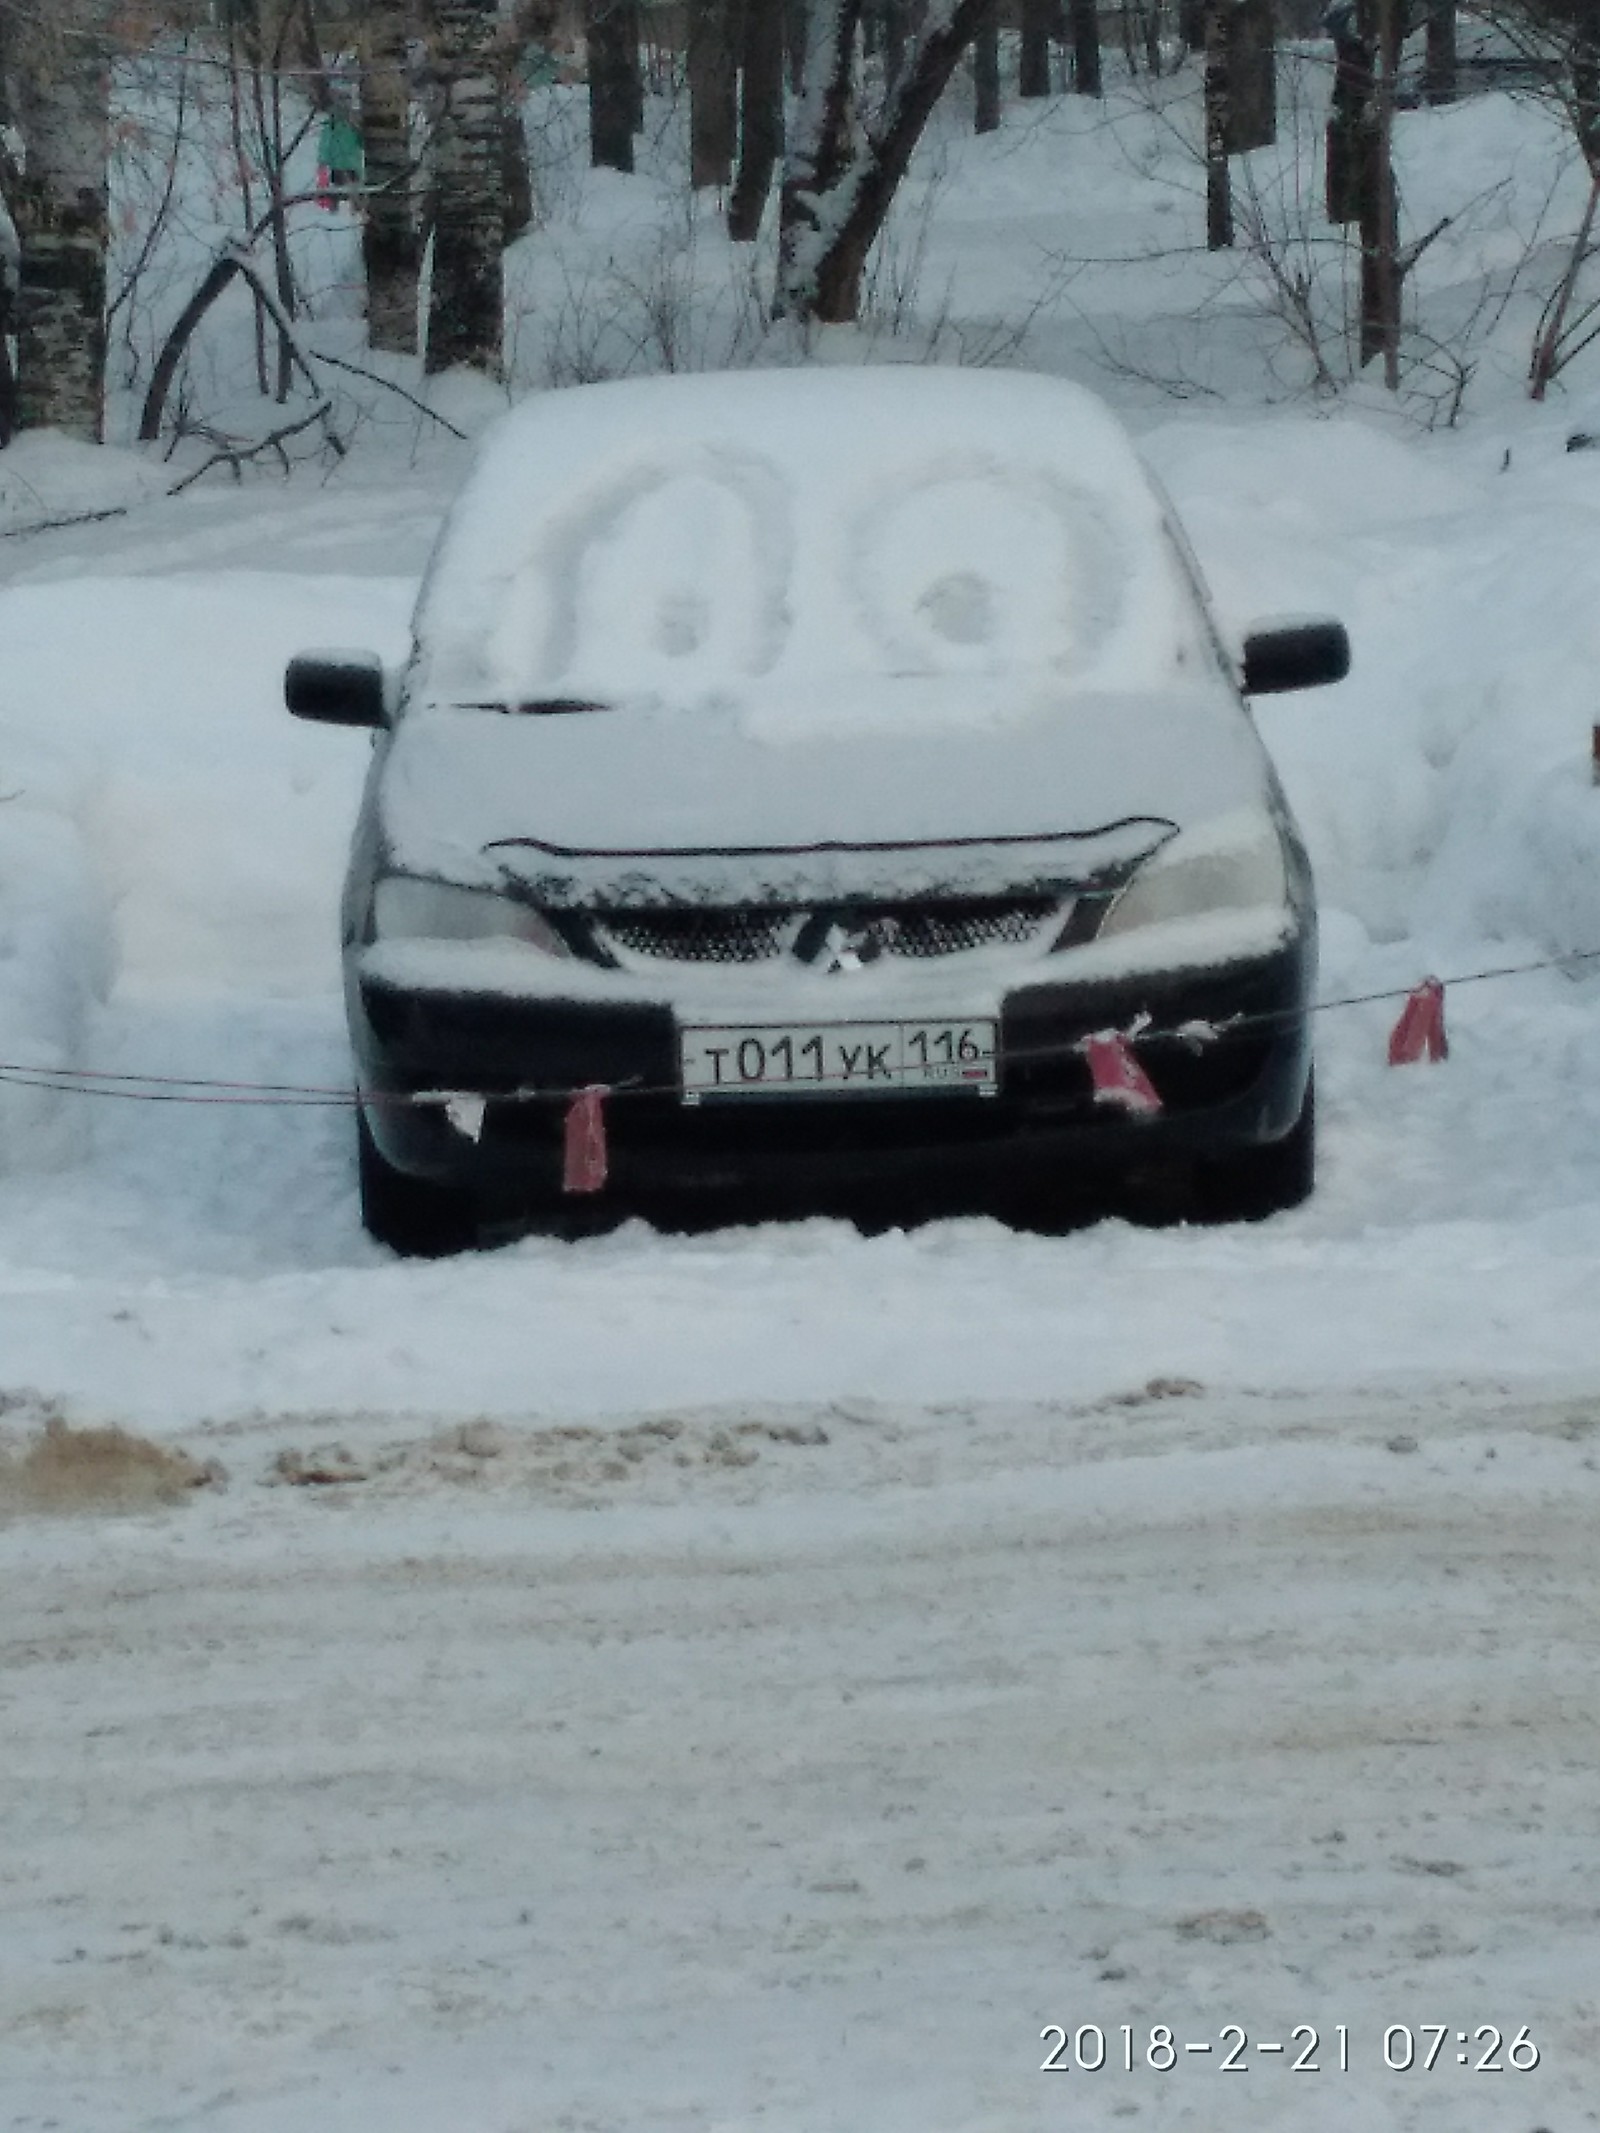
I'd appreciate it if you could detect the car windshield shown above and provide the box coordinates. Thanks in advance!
[407,371,1214,731]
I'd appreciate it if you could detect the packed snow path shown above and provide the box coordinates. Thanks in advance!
[3,1384,1598,2132]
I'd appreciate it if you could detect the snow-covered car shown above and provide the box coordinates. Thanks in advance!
[287,368,1348,1252]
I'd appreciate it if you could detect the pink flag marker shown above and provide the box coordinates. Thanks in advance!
[1387,977,1448,1065]
[1082,1030,1163,1116]
[562,1085,611,1193]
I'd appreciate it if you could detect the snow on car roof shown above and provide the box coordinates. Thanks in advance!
[408,367,1208,732]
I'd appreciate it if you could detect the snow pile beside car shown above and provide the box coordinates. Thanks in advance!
[1144,414,1600,967]
[0,732,112,1171]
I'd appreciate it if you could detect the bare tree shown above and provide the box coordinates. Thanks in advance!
[1019,0,1052,94]
[425,0,505,374]
[1203,0,1234,247]
[0,15,17,443]
[3,0,114,440]
[1495,0,1600,390]
[1068,0,1102,93]
[690,0,741,187]
[729,0,785,238]
[1425,0,1458,101]
[973,1,1000,130]
[586,0,638,171]
[1326,0,1402,377]
[1205,0,1276,249]
[775,0,997,324]
[361,0,423,352]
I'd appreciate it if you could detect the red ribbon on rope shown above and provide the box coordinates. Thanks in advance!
[1387,977,1449,1065]
[562,1085,611,1193]
[1082,1030,1163,1116]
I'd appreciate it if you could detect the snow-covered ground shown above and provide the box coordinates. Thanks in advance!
[6,49,1600,2133]
[5,1382,1599,2133]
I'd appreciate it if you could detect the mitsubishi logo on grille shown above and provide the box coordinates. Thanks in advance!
[799,913,891,973]
[821,922,875,974]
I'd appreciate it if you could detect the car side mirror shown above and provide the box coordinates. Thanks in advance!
[285,650,388,727]
[1240,619,1350,696]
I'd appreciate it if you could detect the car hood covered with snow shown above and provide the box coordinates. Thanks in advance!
[389,368,1277,902]
[378,684,1276,905]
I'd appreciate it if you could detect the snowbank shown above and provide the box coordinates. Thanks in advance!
[0,731,112,1172]
[1145,410,1600,963]
[0,431,166,536]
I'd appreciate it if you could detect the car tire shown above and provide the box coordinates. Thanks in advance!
[357,1107,479,1256]
[1196,1070,1316,1223]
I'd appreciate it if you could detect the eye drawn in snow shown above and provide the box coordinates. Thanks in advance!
[917,570,996,647]
[490,446,795,698]
[655,588,713,658]
[845,458,1123,687]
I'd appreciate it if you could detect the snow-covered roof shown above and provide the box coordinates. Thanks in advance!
[408,367,1207,730]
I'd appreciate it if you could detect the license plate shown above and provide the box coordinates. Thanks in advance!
[680,1019,998,1100]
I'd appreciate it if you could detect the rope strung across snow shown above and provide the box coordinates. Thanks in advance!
[0,941,1596,1112]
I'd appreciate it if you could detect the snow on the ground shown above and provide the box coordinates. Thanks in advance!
[7,47,1600,2133]
[3,1383,1598,2133]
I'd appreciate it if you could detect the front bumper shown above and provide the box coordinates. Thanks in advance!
[351,933,1313,1205]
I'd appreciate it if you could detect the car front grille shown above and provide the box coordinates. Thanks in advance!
[887,900,1057,956]
[601,910,794,964]
[592,897,1060,967]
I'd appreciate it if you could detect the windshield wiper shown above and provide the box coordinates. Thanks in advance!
[450,698,609,717]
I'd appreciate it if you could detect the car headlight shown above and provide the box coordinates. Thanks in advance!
[371,876,570,956]
[1099,820,1287,939]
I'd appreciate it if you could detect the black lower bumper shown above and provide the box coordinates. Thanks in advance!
[352,935,1313,1208]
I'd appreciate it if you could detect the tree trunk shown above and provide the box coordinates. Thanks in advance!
[501,102,534,239]
[786,0,810,92]
[1225,0,1275,152]
[776,0,864,316]
[1068,0,1102,95]
[291,0,335,110]
[586,0,638,171]
[1531,170,1600,397]
[973,3,1000,132]
[729,0,785,240]
[1424,0,1456,104]
[874,0,908,94]
[689,0,740,188]
[0,24,19,446]
[361,0,422,354]
[625,0,645,130]
[776,0,999,324]
[1019,0,1052,94]
[425,0,505,376]
[0,166,16,444]
[1325,6,1367,223]
[1143,0,1163,77]
[8,2,112,441]
[1361,0,1401,382]
[1573,23,1600,174]
[1203,0,1232,249]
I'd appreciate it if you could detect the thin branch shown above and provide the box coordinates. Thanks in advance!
[305,348,471,439]
[167,405,337,494]
[0,507,131,540]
